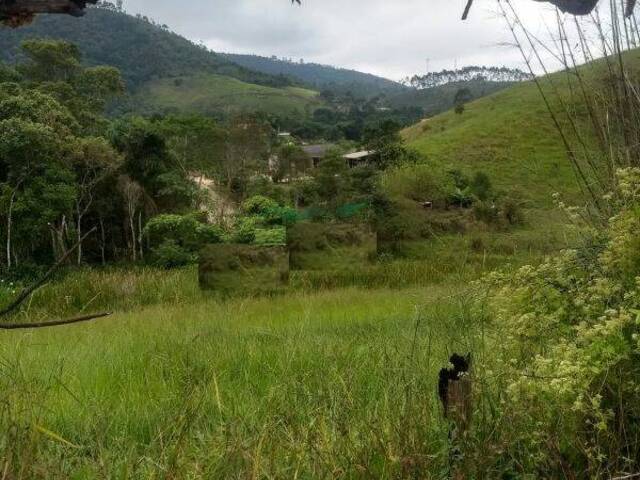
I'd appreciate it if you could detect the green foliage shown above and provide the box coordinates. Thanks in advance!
[453,86,472,115]
[0,88,79,135]
[18,39,82,83]
[474,169,640,476]
[232,216,259,244]
[0,8,289,90]
[150,239,195,269]
[470,171,493,201]
[253,227,287,246]
[241,195,279,216]
[144,213,222,252]
[154,115,226,175]
[364,119,420,170]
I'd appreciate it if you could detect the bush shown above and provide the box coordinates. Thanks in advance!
[151,239,195,269]
[473,197,524,227]
[254,227,287,246]
[242,195,279,216]
[472,201,499,224]
[447,187,476,208]
[384,165,451,207]
[233,216,259,244]
[143,213,223,261]
[473,168,640,477]
[501,197,524,225]
[470,171,493,201]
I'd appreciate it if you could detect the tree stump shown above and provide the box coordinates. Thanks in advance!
[439,354,472,480]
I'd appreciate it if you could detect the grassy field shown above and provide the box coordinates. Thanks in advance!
[133,73,321,118]
[2,282,478,478]
[0,222,575,478]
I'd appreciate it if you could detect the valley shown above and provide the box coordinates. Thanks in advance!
[1,2,640,478]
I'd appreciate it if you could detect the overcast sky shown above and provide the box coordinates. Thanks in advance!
[123,0,561,81]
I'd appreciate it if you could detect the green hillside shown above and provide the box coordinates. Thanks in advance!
[222,52,407,98]
[0,6,323,119]
[131,73,321,118]
[0,6,288,89]
[401,76,579,208]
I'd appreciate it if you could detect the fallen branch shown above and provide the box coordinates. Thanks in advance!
[0,227,96,318]
[0,312,112,330]
[0,226,114,330]
[611,474,640,480]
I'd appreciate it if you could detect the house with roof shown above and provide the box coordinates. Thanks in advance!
[301,145,377,170]
[343,150,376,168]
[302,144,334,168]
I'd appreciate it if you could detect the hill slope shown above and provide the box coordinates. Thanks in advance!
[0,6,325,119]
[0,6,288,89]
[222,53,407,98]
[131,74,320,118]
[401,75,580,208]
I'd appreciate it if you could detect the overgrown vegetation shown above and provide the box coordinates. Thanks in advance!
[3,1,640,478]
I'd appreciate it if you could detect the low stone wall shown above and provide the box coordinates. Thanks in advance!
[199,244,289,296]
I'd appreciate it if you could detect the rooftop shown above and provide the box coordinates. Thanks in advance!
[344,150,376,160]
[302,144,334,158]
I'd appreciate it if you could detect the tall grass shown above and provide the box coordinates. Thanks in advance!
[7,226,563,322]
[0,285,479,478]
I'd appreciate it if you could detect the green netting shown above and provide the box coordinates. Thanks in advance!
[335,202,368,219]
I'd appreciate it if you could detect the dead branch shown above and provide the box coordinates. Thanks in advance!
[0,226,96,318]
[0,311,112,330]
[462,0,474,20]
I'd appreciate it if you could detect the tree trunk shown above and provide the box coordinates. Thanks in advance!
[6,188,17,270]
[129,209,137,262]
[99,216,106,266]
[76,202,83,266]
[138,210,144,261]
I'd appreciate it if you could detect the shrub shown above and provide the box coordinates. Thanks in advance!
[151,239,195,269]
[474,168,640,477]
[447,187,475,208]
[470,171,493,201]
[473,201,499,224]
[254,227,287,246]
[233,216,259,244]
[242,195,279,216]
[501,197,524,225]
[143,213,223,263]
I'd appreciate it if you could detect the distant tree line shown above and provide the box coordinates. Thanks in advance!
[402,66,534,90]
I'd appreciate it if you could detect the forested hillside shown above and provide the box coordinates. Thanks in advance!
[222,53,407,98]
[0,5,290,89]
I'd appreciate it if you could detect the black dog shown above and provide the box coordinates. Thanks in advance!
[438,353,471,415]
